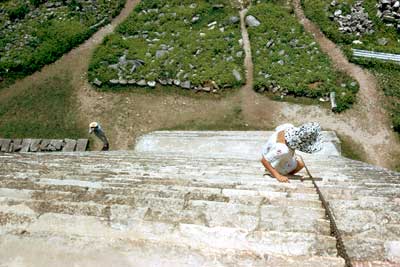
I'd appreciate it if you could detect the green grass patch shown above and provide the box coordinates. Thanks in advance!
[162,105,261,131]
[0,0,126,88]
[88,0,245,90]
[338,133,366,161]
[0,71,85,139]
[247,2,358,112]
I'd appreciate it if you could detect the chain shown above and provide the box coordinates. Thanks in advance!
[298,155,353,267]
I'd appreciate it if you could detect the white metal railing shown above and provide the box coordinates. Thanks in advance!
[352,49,400,63]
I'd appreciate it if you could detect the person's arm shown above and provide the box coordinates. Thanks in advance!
[261,157,289,183]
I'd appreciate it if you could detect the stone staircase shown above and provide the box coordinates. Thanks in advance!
[0,131,398,266]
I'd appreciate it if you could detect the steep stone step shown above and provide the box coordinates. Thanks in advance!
[329,198,400,212]
[147,200,327,232]
[1,188,329,235]
[134,131,341,159]
[343,236,398,262]
[0,202,37,234]
[0,180,321,212]
[332,209,400,231]
[16,211,338,257]
[321,187,400,198]
[0,197,110,218]
[0,213,345,267]
[0,177,317,202]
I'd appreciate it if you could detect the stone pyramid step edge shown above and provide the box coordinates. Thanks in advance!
[0,211,339,257]
[0,232,346,267]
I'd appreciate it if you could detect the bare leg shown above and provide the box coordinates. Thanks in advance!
[289,159,305,175]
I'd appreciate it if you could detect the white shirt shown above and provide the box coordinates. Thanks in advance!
[261,124,297,175]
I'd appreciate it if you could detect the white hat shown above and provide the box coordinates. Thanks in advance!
[284,122,322,153]
[89,122,99,134]
[89,122,98,128]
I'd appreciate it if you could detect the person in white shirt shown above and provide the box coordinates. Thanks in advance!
[89,122,109,151]
[261,122,322,183]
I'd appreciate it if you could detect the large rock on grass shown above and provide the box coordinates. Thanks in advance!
[245,15,261,27]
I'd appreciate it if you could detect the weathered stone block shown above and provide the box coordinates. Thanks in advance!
[62,139,77,152]
[76,139,89,151]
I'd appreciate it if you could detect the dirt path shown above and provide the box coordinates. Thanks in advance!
[237,3,400,168]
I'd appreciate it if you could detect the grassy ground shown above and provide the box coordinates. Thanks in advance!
[301,0,400,133]
[162,105,262,131]
[0,0,126,90]
[337,133,366,162]
[88,0,245,90]
[0,71,85,139]
[247,1,358,112]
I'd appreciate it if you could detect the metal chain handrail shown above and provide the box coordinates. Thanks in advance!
[298,155,353,267]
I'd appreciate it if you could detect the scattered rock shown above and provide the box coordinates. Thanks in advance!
[212,4,224,9]
[158,79,167,85]
[191,15,200,23]
[147,81,156,87]
[93,78,102,86]
[137,79,147,86]
[377,37,389,45]
[334,10,342,16]
[236,51,243,57]
[208,21,217,27]
[245,15,261,27]
[156,50,168,59]
[181,81,191,89]
[266,39,274,48]
[232,69,242,81]
[331,0,374,36]
[377,0,400,30]
[229,16,240,24]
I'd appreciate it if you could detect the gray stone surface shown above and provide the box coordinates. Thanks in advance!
[0,139,11,152]
[331,0,374,35]
[20,139,32,152]
[76,139,89,152]
[134,131,341,159]
[0,131,398,266]
[49,140,63,151]
[39,139,51,151]
[62,139,77,152]
[10,139,22,152]
[232,69,242,81]
[181,81,191,89]
[246,15,261,27]
[377,37,389,46]
[29,139,41,152]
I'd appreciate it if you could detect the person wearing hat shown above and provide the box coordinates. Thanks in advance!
[89,122,109,151]
[261,122,322,183]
